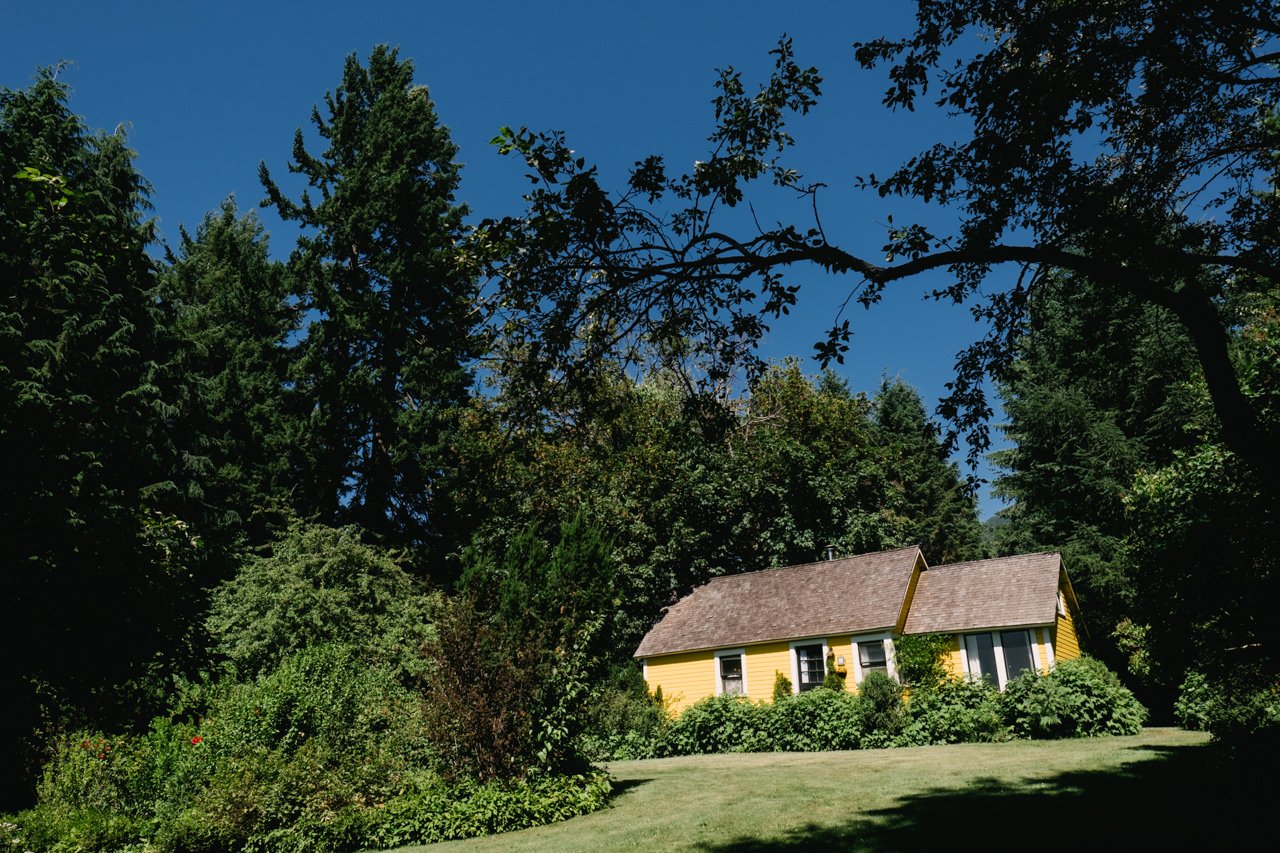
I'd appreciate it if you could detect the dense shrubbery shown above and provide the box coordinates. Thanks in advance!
[1174,667,1280,748]
[424,515,617,780]
[588,657,1144,759]
[898,678,1008,745]
[207,522,439,680]
[1001,657,1146,738]
[8,644,613,853]
[7,519,618,852]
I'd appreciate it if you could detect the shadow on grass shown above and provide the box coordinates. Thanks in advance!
[609,778,651,798]
[697,742,1265,852]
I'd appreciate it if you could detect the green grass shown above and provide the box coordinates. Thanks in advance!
[392,728,1263,851]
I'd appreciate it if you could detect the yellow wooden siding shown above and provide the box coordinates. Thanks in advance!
[644,649,713,714]
[1034,627,1050,672]
[940,634,965,679]
[1055,586,1082,660]
[737,641,789,702]
[647,636,862,711]
[827,636,854,692]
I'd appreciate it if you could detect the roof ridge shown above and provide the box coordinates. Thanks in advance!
[704,544,922,584]
[929,551,1059,571]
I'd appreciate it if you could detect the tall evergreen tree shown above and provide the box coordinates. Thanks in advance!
[260,46,479,559]
[871,379,984,563]
[163,198,298,544]
[0,69,204,807]
[991,272,1205,638]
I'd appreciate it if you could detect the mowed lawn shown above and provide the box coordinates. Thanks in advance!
[395,728,1264,852]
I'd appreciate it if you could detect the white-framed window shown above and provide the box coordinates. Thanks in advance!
[789,639,829,692]
[851,633,897,683]
[715,648,746,696]
[962,629,1037,689]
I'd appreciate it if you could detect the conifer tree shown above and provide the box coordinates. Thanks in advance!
[163,198,298,543]
[872,380,984,563]
[0,69,203,807]
[260,46,478,560]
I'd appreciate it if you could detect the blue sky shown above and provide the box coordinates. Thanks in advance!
[3,1,1014,517]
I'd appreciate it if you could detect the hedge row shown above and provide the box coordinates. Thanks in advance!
[586,656,1146,760]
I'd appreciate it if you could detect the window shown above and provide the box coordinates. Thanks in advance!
[1000,630,1036,681]
[964,630,1038,689]
[718,653,744,695]
[858,640,888,676]
[795,644,825,692]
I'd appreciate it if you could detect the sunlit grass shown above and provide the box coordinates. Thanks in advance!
[391,728,1256,851]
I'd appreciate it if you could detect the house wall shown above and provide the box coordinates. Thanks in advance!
[644,634,858,713]
[1055,600,1082,661]
[742,640,793,702]
[1034,627,1050,671]
[644,649,714,714]
[940,634,965,679]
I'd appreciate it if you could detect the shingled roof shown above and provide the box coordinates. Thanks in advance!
[634,545,923,658]
[902,552,1062,634]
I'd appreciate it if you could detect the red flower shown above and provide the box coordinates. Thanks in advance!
[191,736,203,745]
[97,753,104,760]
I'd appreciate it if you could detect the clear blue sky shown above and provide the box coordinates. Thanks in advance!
[2,1,1014,518]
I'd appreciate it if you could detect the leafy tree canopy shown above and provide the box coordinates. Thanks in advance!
[260,46,480,559]
[207,523,439,681]
[481,3,1280,479]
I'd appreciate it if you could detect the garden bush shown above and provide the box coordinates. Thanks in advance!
[659,694,769,755]
[1173,671,1213,731]
[207,523,439,680]
[855,671,904,747]
[897,678,1008,746]
[8,643,614,853]
[1001,656,1146,738]
[580,665,669,762]
[766,688,864,751]
[1181,664,1280,749]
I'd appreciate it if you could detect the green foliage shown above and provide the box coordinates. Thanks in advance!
[1173,671,1213,732]
[207,523,438,680]
[898,678,1008,746]
[1001,657,1147,739]
[659,695,769,756]
[1172,666,1280,748]
[163,198,297,545]
[872,380,984,562]
[1,66,216,807]
[424,515,616,780]
[855,671,904,747]
[464,364,979,657]
[580,665,670,762]
[260,45,479,558]
[765,689,864,751]
[355,771,612,850]
[893,633,952,690]
[772,671,794,702]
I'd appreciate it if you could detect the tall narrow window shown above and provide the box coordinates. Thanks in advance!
[1001,630,1036,680]
[965,633,1000,687]
[858,641,888,677]
[719,654,744,695]
[795,644,825,692]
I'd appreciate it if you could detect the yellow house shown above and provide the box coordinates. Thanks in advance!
[635,546,1083,712]
[901,552,1084,689]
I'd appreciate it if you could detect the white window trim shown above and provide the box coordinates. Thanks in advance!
[789,638,829,694]
[850,631,895,683]
[1043,627,1056,669]
[714,648,748,696]
[964,629,1040,688]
